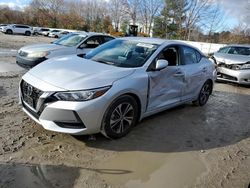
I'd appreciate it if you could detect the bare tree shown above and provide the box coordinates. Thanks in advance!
[206,3,225,40]
[124,0,142,25]
[110,0,127,32]
[140,0,163,35]
[183,0,215,40]
[30,0,65,27]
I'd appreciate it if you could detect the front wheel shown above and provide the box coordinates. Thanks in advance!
[25,31,31,36]
[6,29,13,34]
[102,95,139,139]
[193,81,212,106]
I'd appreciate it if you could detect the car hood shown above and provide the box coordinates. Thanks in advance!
[20,43,67,53]
[214,53,250,65]
[26,55,135,90]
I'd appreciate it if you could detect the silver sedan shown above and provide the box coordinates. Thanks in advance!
[19,37,216,138]
[212,45,250,85]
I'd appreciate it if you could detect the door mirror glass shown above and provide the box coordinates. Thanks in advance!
[155,60,168,71]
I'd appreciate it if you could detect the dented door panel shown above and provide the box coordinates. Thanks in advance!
[147,66,185,111]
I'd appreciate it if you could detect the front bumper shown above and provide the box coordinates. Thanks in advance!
[217,67,250,85]
[16,54,47,69]
[19,80,108,135]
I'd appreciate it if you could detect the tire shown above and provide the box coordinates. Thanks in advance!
[102,95,139,139]
[55,35,58,38]
[6,29,13,34]
[25,31,31,36]
[193,81,212,106]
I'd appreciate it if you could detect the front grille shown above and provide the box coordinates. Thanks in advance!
[217,73,238,81]
[218,63,242,70]
[21,80,43,111]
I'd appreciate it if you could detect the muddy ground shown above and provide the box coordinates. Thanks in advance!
[0,33,249,188]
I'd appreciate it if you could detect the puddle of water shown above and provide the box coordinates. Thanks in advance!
[0,163,80,188]
[97,151,206,188]
[0,48,17,57]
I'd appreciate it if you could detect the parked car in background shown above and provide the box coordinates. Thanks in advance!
[57,31,70,38]
[211,45,250,85]
[41,29,51,36]
[16,32,115,68]
[36,28,50,35]
[19,37,216,138]
[48,29,62,38]
[0,24,8,32]
[2,24,33,36]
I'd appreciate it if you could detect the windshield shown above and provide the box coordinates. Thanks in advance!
[85,39,158,68]
[53,33,87,47]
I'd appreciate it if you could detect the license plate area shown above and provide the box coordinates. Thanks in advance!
[23,94,34,109]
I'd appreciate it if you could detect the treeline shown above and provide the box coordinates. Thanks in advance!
[0,0,249,44]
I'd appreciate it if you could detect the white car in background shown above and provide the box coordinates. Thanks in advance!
[0,24,8,32]
[49,30,70,38]
[2,24,33,36]
[48,29,61,38]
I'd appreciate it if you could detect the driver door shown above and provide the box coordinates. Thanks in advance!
[76,36,103,56]
[147,46,185,112]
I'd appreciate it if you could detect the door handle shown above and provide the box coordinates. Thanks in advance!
[174,72,184,77]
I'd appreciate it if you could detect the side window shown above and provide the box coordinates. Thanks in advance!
[228,47,237,54]
[182,46,198,65]
[195,50,202,62]
[103,36,114,43]
[156,46,179,66]
[16,25,27,28]
[218,47,229,53]
[85,37,102,48]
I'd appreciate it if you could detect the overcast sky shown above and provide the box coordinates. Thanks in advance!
[0,0,249,30]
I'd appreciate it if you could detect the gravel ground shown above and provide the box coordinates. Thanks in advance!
[0,33,249,188]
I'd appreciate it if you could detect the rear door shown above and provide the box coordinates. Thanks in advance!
[179,45,207,101]
[147,45,185,111]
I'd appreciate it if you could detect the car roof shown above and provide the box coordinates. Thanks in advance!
[71,31,114,37]
[119,37,202,51]
[225,44,250,48]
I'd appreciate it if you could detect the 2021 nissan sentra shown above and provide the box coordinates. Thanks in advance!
[16,32,115,68]
[19,37,216,138]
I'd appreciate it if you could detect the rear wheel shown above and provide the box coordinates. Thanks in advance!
[102,95,139,139]
[25,31,31,36]
[6,29,13,34]
[193,81,212,106]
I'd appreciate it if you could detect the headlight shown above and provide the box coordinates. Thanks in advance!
[27,51,50,58]
[54,86,111,101]
[240,62,250,70]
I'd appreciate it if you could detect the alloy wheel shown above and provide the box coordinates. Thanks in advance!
[110,103,134,134]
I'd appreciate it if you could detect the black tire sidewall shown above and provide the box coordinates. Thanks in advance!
[25,31,31,36]
[198,81,212,106]
[7,29,12,34]
[103,95,139,139]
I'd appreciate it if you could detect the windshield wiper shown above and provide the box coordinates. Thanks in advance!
[94,59,114,65]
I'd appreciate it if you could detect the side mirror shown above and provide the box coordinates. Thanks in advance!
[79,43,87,49]
[155,59,168,71]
